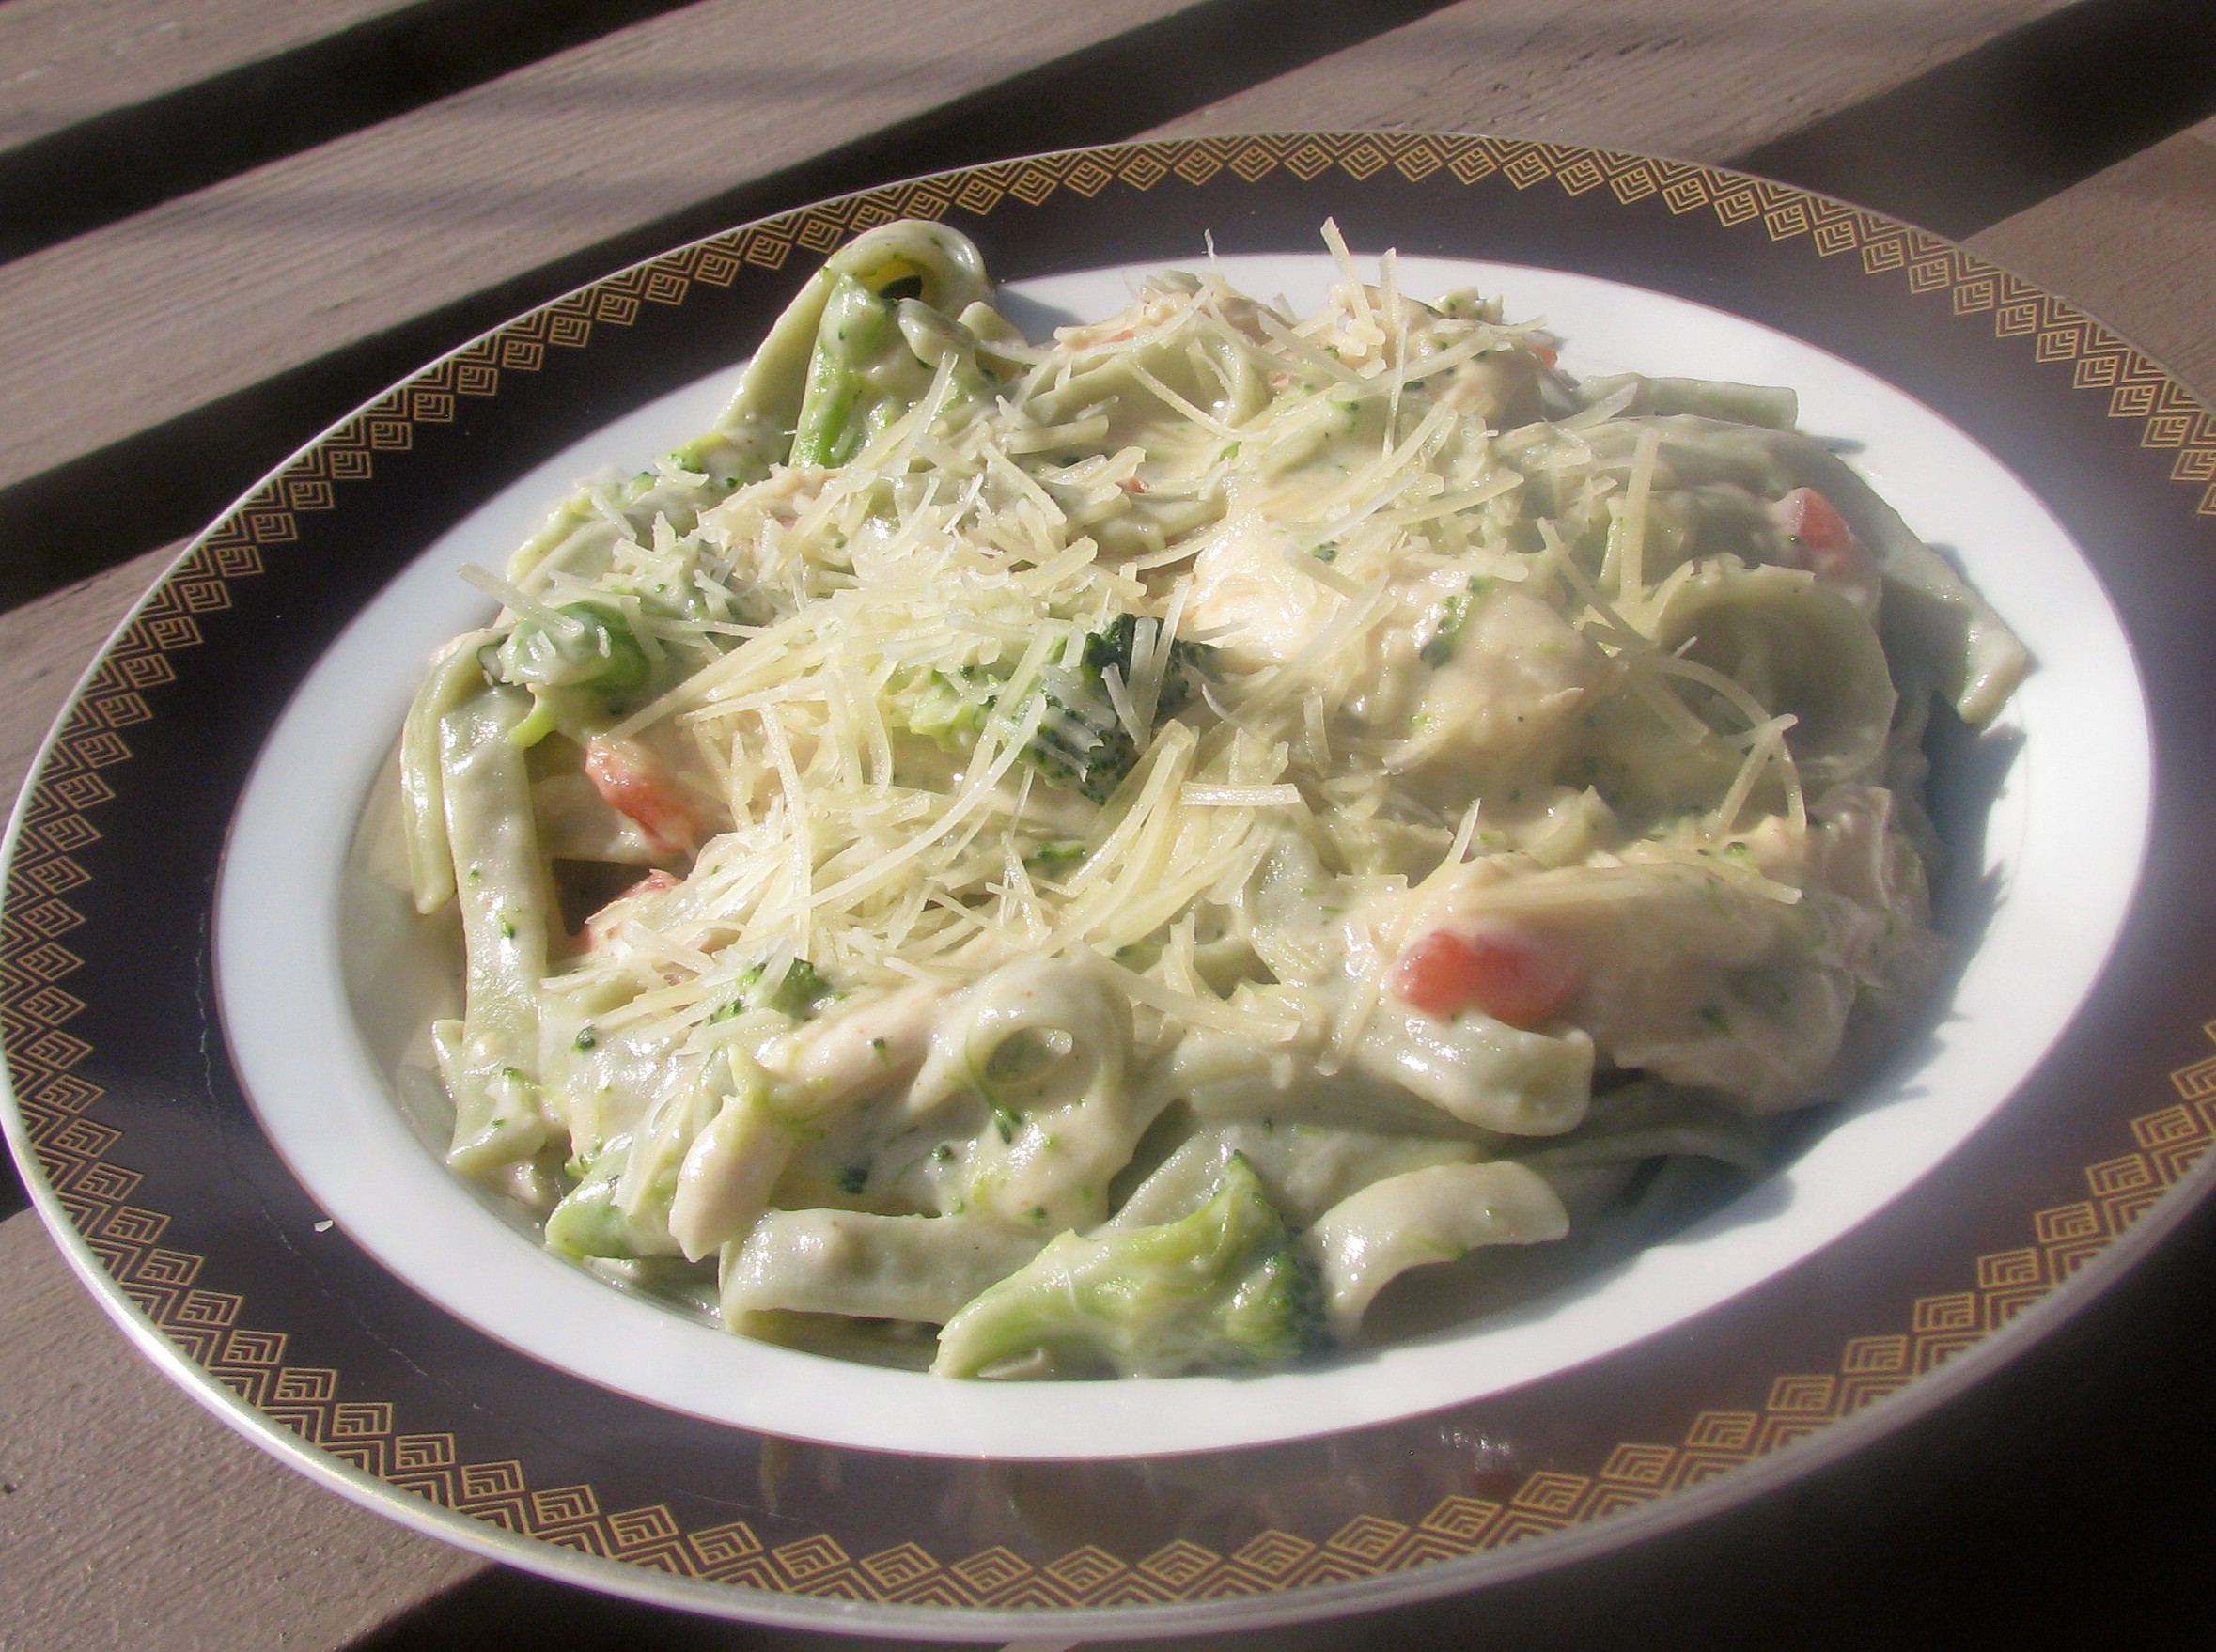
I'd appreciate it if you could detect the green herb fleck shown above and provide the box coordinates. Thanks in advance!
[573,1026,598,1052]
[1418,575,1496,667]
[1025,839,1087,873]
[835,1165,869,1196]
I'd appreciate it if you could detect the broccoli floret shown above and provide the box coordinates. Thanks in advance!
[1023,616,1221,802]
[895,616,1220,803]
[485,601,654,745]
[1081,612,1216,721]
[791,273,898,469]
[545,1148,679,1261]
[930,1153,1325,1379]
[1025,662,1136,803]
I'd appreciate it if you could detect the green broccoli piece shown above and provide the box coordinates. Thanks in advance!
[902,667,995,749]
[1084,612,1216,720]
[1022,615,1221,803]
[544,1149,678,1261]
[700,958,833,1023]
[485,601,653,746]
[1024,663,1136,803]
[931,1153,1325,1379]
[894,616,1220,803]
[790,271,987,468]
[791,274,898,468]
[1023,838,1087,874]
[768,958,835,1020]
[492,602,649,700]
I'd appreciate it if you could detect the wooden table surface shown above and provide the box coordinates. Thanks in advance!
[2,2,2213,1646]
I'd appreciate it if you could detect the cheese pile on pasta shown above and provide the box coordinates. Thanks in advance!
[396,220,2026,1378]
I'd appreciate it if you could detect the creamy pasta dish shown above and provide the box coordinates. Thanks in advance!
[393,221,2026,1379]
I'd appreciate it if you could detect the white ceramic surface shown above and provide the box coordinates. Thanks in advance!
[215,253,2151,1460]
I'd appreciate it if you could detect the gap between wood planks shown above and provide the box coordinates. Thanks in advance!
[0,0,416,150]
[0,0,713,266]
[0,0,2193,615]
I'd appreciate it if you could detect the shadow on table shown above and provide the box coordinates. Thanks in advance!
[0,1148,27,1223]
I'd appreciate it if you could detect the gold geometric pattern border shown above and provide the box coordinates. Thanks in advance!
[6,132,2215,1613]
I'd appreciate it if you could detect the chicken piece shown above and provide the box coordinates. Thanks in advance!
[1394,587,1606,781]
[1437,350,1542,429]
[758,982,943,1111]
[1185,510,1335,670]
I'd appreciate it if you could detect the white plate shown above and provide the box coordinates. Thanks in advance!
[216,252,2150,1460]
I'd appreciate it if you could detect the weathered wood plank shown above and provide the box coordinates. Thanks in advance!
[0,0,1207,505]
[1970,114,2216,403]
[0,1210,482,1651]
[1148,0,2072,163]
[0,1,722,270]
[0,0,414,151]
